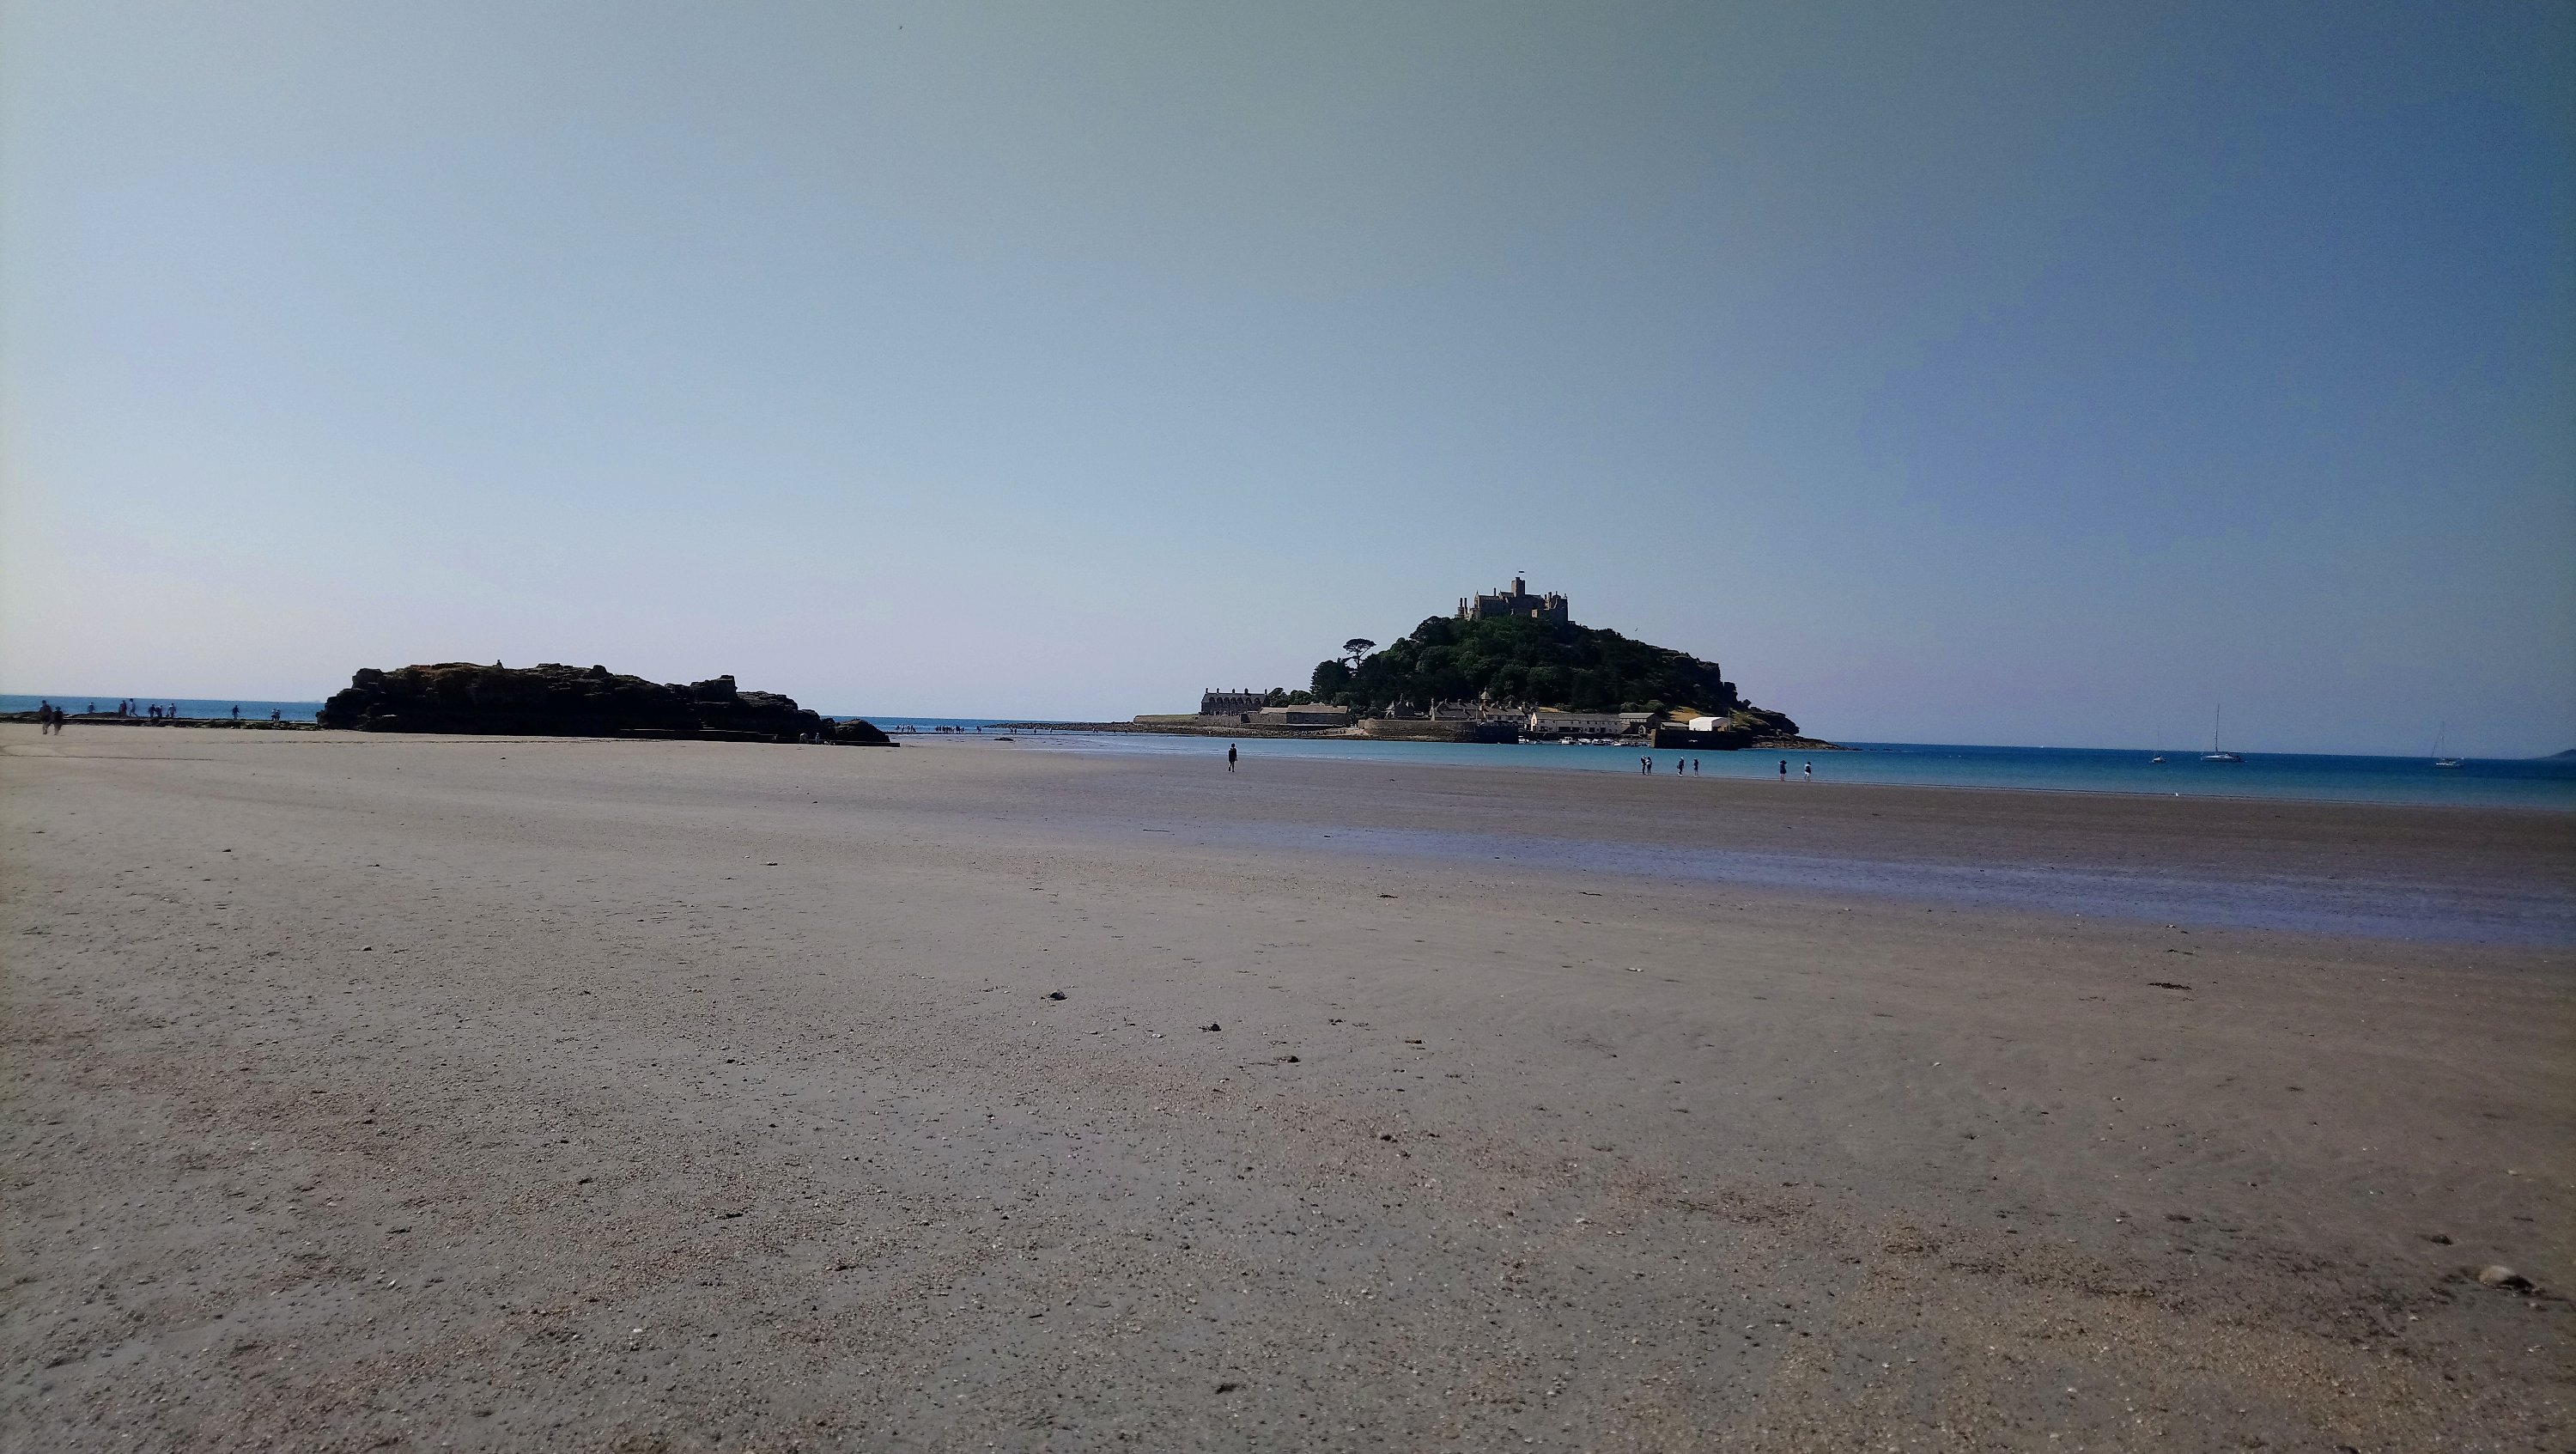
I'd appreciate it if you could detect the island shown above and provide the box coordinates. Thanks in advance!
[315,662,890,744]
[1303,577,1829,748]
[1005,579,1838,748]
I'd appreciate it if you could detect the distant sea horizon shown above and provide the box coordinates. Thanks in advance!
[7,697,2567,810]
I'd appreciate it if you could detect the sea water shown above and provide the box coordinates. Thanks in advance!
[2,695,325,722]
[14,696,2568,812]
[896,722,2576,812]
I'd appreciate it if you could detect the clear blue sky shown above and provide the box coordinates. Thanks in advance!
[4,2,2569,754]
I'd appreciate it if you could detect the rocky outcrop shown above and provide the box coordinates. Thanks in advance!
[317,663,890,744]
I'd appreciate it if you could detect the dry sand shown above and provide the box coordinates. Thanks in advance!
[3,725,2569,1451]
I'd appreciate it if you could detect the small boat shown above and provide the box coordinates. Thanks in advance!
[2149,755,2165,764]
[2430,721,2462,768]
[2202,704,2242,763]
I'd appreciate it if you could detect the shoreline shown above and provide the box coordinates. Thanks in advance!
[0,711,319,730]
[15,712,2569,811]
[979,725,2576,814]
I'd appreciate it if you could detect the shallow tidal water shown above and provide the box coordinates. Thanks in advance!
[956,726,2576,812]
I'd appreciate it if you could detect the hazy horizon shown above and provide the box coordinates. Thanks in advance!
[5,2,2570,757]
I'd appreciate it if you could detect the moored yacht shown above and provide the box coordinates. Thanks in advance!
[2431,721,2463,768]
[2203,705,2243,763]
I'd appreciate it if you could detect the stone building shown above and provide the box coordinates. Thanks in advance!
[1524,709,1632,738]
[1198,689,1270,717]
[1456,576,1570,624]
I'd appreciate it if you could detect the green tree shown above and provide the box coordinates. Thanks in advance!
[1308,614,1774,727]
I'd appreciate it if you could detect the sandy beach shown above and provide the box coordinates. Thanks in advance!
[3,725,2569,1451]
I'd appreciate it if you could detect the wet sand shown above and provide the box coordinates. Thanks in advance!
[3,726,2570,1451]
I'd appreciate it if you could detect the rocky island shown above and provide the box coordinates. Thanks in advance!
[1117,579,1838,748]
[316,662,890,744]
[1310,610,1820,746]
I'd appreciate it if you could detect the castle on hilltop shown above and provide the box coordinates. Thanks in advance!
[1457,575,1569,624]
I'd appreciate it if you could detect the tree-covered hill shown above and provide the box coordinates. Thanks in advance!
[1309,614,1795,730]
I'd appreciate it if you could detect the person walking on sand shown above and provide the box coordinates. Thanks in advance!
[1227,744,1238,772]
[1692,757,1701,776]
[1803,760,1814,782]
[1778,758,1788,781]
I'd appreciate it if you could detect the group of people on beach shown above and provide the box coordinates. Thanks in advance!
[88,698,172,719]
[24,700,282,731]
[1632,756,1817,780]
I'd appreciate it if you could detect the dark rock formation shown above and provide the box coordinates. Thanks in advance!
[317,663,890,745]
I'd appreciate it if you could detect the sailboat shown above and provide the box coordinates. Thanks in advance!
[2431,722,2464,769]
[2202,705,2243,763]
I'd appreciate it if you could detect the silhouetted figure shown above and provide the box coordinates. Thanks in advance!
[1778,758,1788,780]
[1803,761,1814,782]
[1227,744,1238,772]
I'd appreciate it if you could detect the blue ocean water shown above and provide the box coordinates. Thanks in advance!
[863,715,1019,735]
[15,694,2567,811]
[3,695,324,722]
[908,724,2576,812]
